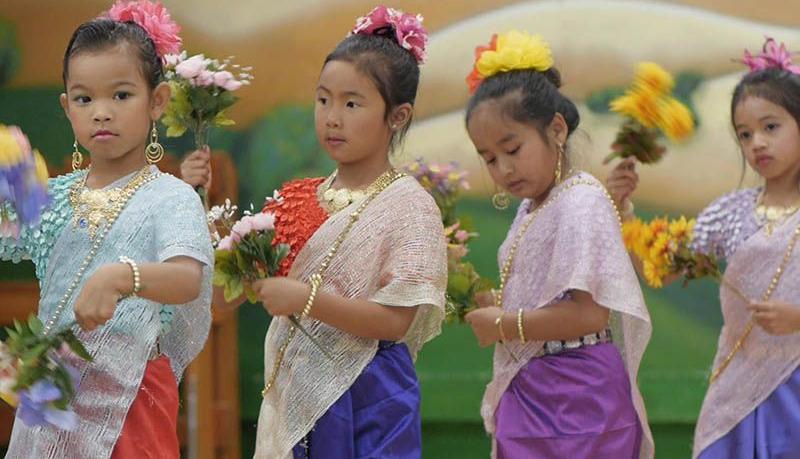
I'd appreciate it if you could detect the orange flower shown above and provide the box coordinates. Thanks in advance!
[466,34,498,93]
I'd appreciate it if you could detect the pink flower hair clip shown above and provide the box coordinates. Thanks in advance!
[349,5,428,64]
[103,0,182,59]
[742,37,800,75]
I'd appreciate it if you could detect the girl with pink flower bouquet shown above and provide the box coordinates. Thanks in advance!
[0,1,213,457]
[182,6,447,459]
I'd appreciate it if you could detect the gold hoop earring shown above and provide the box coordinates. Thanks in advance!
[555,143,564,184]
[72,139,84,171]
[492,191,510,210]
[145,122,164,164]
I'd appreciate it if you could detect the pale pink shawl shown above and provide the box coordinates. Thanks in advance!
[254,176,448,458]
[692,211,800,457]
[482,173,654,459]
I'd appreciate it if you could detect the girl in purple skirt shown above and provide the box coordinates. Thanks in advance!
[463,31,654,459]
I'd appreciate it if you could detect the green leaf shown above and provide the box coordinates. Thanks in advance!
[64,333,93,362]
[27,314,43,337]
[225,277,245,303]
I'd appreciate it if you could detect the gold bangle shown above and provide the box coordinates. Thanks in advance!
[301,274,321,318]
[495,312,508,343]
[517,308,526,343]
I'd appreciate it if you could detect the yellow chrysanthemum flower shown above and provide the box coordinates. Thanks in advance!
[633,224,655,261]
[649,217,669,235]
[622,218,644,252]
[649,232,672,266]
[476,30,553,79]
[610,87,662,129]
[668,216,694,241]
[657,97,695,142]
[634,62,674,95]
[0,126,24,167]
[643,260,666,288]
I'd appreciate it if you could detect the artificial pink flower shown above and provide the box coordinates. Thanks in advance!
[213,71,243,91]
[350,5,428,64]
[8,126,31,159]
[231,216,255,239]
[104,0,182,58]
[250,212,276,232]
[447,244,468,262]
[175,54,206,80]
[455,230,470,243]
[742,37,800,75]
[217,235,235,251]
[0,220,19,239]
[163,51,185,67]
[195,70,216,87]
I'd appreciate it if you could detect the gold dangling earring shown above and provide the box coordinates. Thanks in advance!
[492,189,510,210]
[71,139,84,171]
[145,122,164,165]
[554,143,564,185]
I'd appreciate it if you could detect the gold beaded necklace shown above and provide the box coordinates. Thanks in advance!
[318,168,399,214]
[262,169,406,396]
[754,187,800,236]
[69,166,153,239]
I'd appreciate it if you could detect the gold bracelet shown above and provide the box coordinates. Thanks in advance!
[300,274,322,318]
[495,312,508,343]
[517,308,526,343]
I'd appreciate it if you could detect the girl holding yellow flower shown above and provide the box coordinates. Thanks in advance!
[462,30,653,459]
[609,37,800,459]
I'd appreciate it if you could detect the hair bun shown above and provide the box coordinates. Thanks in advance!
[542,67,562,89]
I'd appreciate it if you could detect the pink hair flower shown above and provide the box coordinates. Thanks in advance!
[742,37,800,75]
[104,0,182,58]
[350,5,428,64]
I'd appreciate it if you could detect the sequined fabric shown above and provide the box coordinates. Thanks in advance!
[691,188,760,259]
[254,176,448,459]
[0,172,77,280]
[2,167,212,458]
[481,172,654,459]
[692,200,800,457]
[262,177,328,277]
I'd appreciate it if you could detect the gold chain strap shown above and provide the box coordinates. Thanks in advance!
[709,224,800,384]
[262,169,407,396]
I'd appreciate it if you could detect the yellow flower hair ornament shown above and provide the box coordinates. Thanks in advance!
[466,30,554,93]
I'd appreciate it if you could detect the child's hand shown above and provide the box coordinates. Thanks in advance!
[475,290,497,309]
[74,263,130,331]
[252,277,310,317]
[606,158,638,217]
[747,301,800,335]
[180,147,212,189]
[465,306,503,347]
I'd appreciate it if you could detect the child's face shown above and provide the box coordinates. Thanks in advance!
[314,60,393,165]
[467,99,565,201]
[734,96,800,183]
[60,44,166,165]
